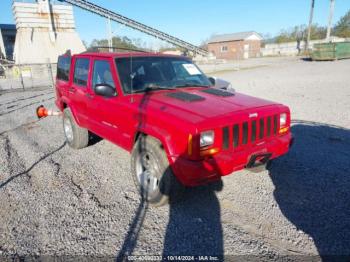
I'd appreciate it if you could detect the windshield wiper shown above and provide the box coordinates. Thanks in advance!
[174,84,210,88]
[131,84,176,93]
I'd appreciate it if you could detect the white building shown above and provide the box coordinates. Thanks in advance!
[13,0,86,64]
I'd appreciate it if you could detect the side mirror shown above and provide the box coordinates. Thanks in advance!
[208,76,235,92]
[208,77,216,86]
[94,84,116,98]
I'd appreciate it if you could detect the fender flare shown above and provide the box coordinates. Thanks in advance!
[134,126,177,164]
[60,98,84,127]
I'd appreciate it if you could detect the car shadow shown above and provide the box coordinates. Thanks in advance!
[163,179,223,258]
[115,197,149,261]
[300,57,313,62]
[268,120,350,256]
[115,178,223,261]
[88,131,103,146]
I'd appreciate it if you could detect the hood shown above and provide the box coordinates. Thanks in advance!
[134,88,280,123]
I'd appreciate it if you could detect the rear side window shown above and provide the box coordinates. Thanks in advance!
[57,56,71,81]
[73,58,90,87]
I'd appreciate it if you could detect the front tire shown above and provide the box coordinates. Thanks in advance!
[63,108,89,149]
[131,136,182,206]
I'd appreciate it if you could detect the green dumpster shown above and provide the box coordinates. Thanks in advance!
[311,42,350,61]
[336,42,350,59]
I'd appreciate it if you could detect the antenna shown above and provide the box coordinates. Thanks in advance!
[130,54,134,102]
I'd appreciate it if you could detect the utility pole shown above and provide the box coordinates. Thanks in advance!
[306,0,315,51]
[107,16,113,51]
[326,0,335,41]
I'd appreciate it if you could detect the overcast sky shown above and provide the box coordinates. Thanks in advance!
[1,0,350,47]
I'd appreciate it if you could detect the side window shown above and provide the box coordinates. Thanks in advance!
[92,60,115,89]
[73,58,90,87]
[57,56,71,81]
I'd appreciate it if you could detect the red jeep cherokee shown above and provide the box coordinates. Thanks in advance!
[55,51,293,206]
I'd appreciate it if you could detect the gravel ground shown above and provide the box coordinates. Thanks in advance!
[0,57,349,260]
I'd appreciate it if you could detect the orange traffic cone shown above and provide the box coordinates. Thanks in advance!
[36,105,62,119]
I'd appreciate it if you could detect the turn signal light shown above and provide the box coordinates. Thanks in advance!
[188,134,193,156]
[200,147,220,157]
[279,126,289,134]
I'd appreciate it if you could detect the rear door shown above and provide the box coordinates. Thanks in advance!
[69,56,91,127]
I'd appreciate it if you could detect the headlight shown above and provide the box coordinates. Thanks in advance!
[280,113,287,127]
[200,130,214,148]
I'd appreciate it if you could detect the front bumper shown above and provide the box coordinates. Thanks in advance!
[171,133,293,187]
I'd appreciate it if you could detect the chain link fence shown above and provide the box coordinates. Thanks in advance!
[0,63,56,91]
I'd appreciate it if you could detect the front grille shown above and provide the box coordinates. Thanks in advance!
[267,116,271,137]
[242,122,248,145]
[222,115,280,150]
[251,120,257,142]
[233,124,239,148]
[273,115,278,135]
[222,126,229,150]
[259,118,265,139]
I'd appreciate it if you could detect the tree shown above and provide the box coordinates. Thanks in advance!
[274,24,326,43]
[87,36,144,51]
[273,9,350,43]
[82,40,88,49]
[308,24,327,40]
[333,10,350,38]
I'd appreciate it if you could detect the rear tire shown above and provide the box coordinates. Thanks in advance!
[63,108,89,149]
[131,135,183,207]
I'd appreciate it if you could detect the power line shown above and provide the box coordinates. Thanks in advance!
[58,0,209,56]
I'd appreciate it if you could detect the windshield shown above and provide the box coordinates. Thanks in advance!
[115,56,211,94]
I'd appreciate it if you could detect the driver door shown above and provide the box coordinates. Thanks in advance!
[86,58,121,144]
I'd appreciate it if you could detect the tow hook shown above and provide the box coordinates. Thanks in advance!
[246,153,272,169]
[36,105,62,119]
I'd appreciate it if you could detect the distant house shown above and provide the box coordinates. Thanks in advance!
[207,31,263,60]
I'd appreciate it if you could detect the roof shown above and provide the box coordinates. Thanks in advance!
[0,24,16,30]
[208,31,263,43]
[74,52,189,59]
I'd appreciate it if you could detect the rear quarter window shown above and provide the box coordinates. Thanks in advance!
[57,56,71,81]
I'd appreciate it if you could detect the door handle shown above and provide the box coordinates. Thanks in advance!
[68,87,75,93]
